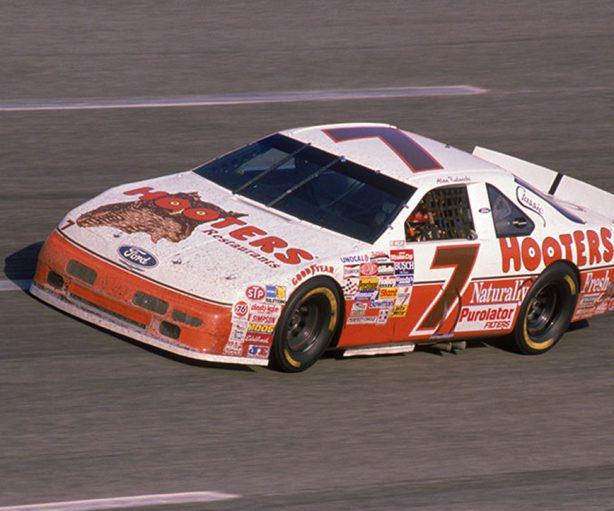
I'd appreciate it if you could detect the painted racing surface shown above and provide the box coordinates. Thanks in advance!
[31,123,614,367]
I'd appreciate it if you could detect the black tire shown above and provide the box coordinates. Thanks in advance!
[512,262,579,354]
[270,277,343,372]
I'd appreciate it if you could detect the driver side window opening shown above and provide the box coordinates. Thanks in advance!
[405,186,475,242]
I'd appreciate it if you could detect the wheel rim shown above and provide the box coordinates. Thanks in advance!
[526,284,559,336]
[286,295,328,352]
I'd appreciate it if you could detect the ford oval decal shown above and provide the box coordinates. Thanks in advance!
[118,245,158,268]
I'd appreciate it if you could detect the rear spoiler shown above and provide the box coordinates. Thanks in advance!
[473,146,614,222]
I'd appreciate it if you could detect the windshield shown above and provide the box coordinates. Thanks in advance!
[193,134,416,243]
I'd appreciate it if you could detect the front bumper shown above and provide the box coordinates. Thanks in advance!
[31,231,268,366]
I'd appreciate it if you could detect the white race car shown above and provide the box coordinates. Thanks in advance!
[31,123,614,371]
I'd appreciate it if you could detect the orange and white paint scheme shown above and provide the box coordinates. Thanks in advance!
[31,123,614,371]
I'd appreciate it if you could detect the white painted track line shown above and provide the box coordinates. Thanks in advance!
[0,491,240,511]
[0,279,31,292]
[0,85,486,112]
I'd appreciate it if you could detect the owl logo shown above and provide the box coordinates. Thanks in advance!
[76,190,247,243]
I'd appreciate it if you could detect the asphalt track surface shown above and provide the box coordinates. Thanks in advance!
[1,1,614,509]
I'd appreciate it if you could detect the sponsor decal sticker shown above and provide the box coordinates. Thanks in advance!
[369,300,394,309]
[358,278,379,291]
[390,248,414,262]
[378,275,398,288]
[250,302,281,315]
[341,254,369,263]
[82,186,314,267]
[347,316,379,325]
[117,245,158,268]
[343,264,360,278]
[350,302,367,317]
[265,285,286,303]
[456,304,517,332]
[248,323,275,334]
[233,301,249,317]
[378,287,398,300]
[500,228,614,273]
[360,262,379,277]
[292,264,335,286]
[370,251,389,263]
[247,344,270,358]
[516,186,546,226]
[391,305,408,318]
[245,332,273,343]
[470,280,528,305]
[248,313,277,325]
[246,285,266,301]
[582,272,612,294]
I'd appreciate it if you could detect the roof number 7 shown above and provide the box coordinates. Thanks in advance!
[323,126,442,172]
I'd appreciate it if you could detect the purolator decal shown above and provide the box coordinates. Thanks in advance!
[500,228,613,272]
[78,187,314,266]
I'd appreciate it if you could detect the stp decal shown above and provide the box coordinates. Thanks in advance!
[246,285,266,301]
[323,126,442,172]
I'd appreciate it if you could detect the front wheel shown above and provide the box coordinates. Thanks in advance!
[270,277,342,372]
[512,262,579,354]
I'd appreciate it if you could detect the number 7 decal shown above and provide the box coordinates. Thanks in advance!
[323,126,442,172]
[412,244,480,337]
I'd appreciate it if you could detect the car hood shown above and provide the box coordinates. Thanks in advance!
[59,171,366,303]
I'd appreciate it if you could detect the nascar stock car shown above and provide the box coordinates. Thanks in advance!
[31,123,614,372]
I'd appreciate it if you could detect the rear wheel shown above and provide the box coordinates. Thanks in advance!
[512,262,579,354]
[271,277,342,372]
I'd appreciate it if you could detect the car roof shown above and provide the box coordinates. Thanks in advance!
[280,122,505,186]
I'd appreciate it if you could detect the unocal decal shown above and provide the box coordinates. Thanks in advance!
[117,245,158,268]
